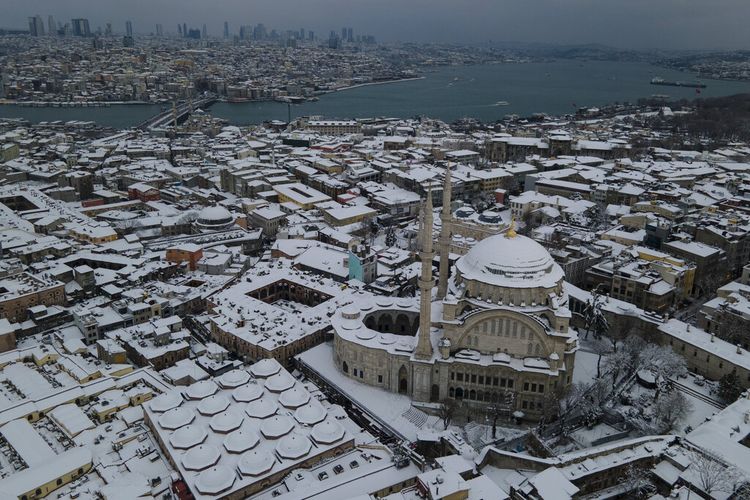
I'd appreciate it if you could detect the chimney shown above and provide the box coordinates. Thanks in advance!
[737,344,742,355]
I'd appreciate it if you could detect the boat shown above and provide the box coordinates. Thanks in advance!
[493,101,510,106]
[650,77,706,89]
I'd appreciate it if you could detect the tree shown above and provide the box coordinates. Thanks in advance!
[385,225,397,248]
[718,371,743,403]
[638,344,687,400]
[487,391,515,438]
[589,337,612,379]
[715,311,748,347]
[689,449,739,497]
[438,399,458,430]
[619,464,655,499]
[583,288,608,340]
[543,383,586,436]
[652,390,691,433]
[604,348,632,390]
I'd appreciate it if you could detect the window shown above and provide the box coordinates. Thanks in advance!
[450,372,455,381]
[508,379,514,389]
[524,382,530,391]
[539,384,544,393]
[378,375,383,383]
[478,375,484,385]
[493,377,499,386]
[457,373,464,382]
[471,374,477,384]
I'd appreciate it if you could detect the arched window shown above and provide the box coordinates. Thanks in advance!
[535,344,541,355]
[342,362,348,373]
[449,387,455,398]
[455,387,464,399]
[469,390,476,400]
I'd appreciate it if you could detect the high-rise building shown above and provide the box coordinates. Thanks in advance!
[155,24,163,37]
[202,24,207,38]
[105,22,112,36]
[347,27,353,43]
[341,27,347,41]
[308,30,314,41]
[177,24,182,36]
[182,23,187,38]
[223,21,229,38]
[28,15,45,37]
[71,18,91,37]
[47,15,55,36]
[125,20,133,37]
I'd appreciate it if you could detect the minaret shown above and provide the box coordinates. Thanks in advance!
[415,191,435,360]
[437,163,452,300]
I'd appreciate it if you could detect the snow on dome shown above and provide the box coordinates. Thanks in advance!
[397,298,413,308]
[260,415,294,438]
[158,407,195,430]
[341,305,360,319]
[232,383,264,403]
[223,429,260,454]
[195,466,236,495]
[197,205,233,224]
[355,328,377,340]
[209,410,244,433]
[182,444,221,471]
[244,396,278,419]
[264,371,295,392]
[170,424,208,449]
[455,233,564,289]
[378,334,396,345]
[275,432,312,459]
[376,298,393,308]
[250,358,281,378]
[278,386,310,409]
[293,401,327,425]
[310,418,345,444]
[185,380,218,400]
[149,392,182,413]
[218,369,251,389]
[238,449,275,476]
[197,395,231,416]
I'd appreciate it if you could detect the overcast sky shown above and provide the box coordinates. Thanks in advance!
[5,0,750,50]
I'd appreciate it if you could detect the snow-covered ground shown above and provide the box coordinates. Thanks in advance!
[297,342,442,441]
[572,348,608,385]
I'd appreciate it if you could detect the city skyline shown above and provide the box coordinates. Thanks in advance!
[3,0,750,50]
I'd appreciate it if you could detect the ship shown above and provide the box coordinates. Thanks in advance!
[650,77,706,89]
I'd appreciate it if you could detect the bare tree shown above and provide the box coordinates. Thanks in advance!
[438,399,458,430]
[543,383,586,436]
[689,449,739,497]
[619,464,655,499]
[487,391,515,438]
[652,390,691,433]
[638,343,687,400]
[589,337,612,378]
[604,348,632,391]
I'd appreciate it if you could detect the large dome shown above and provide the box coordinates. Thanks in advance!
[196,205,235,230]
[455,232,564,290]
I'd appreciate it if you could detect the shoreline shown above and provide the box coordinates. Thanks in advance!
[0,100,159,107]
[331,76,426,93]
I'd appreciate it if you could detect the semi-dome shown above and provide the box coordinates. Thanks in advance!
[455,232,564,290]
[195,466,235,495]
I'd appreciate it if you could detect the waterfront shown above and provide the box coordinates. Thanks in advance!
[1,61,748,127]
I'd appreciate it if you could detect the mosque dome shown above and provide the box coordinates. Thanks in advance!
[455,232,564,291]
[196,205,235,231]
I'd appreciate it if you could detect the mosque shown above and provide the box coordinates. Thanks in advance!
[331,165,578,419]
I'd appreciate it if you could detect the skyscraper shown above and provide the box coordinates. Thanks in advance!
[71,18,91,37]
[105,23,112,36]
[182,23,188,38]
[47,15,55,36]
[223,21,229,39]
[178,24,182,37]
[125,20,133,37]
[347,27,354,43]
[202,24,207,38]
[28,16,45,37]
[156,24,163,37]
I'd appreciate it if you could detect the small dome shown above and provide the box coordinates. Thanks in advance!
[232,383,264,403]
[238,449,275,476]
[210,411,244,433]
[294,401,327,425]
[197,395,230,416]
[195,466,236,495]
[223,429,260,454]
[250,358,281,378]
[149,392,182,413]
[245,397,278,419]
[170,424,207,449]
[260,415,294,438]
[264,371,295,392]
[158,407,195,430]
[310,418,345,444]
[279,386,310,409]
[218,370,251,389]
[185,380,218,400]
[275,432,312,459]
[182,444,221,471]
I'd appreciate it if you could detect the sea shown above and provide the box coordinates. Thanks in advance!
[1,61,748,128]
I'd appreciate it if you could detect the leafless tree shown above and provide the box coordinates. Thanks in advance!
[652,390,691,433]
[689,449,739,497]
[438,399,458,430]
[589,337,612,378]
[487,391,515,438]
[604,348,632,391]
[543,383,586,436]
[619,464,655,499]
[715,310,748,347]
[638,343,687,400]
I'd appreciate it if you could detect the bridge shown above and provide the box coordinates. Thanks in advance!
[136,95,217,131]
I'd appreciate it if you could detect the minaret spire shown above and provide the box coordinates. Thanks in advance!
[437,162,452,299]
[415,189,434,360]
